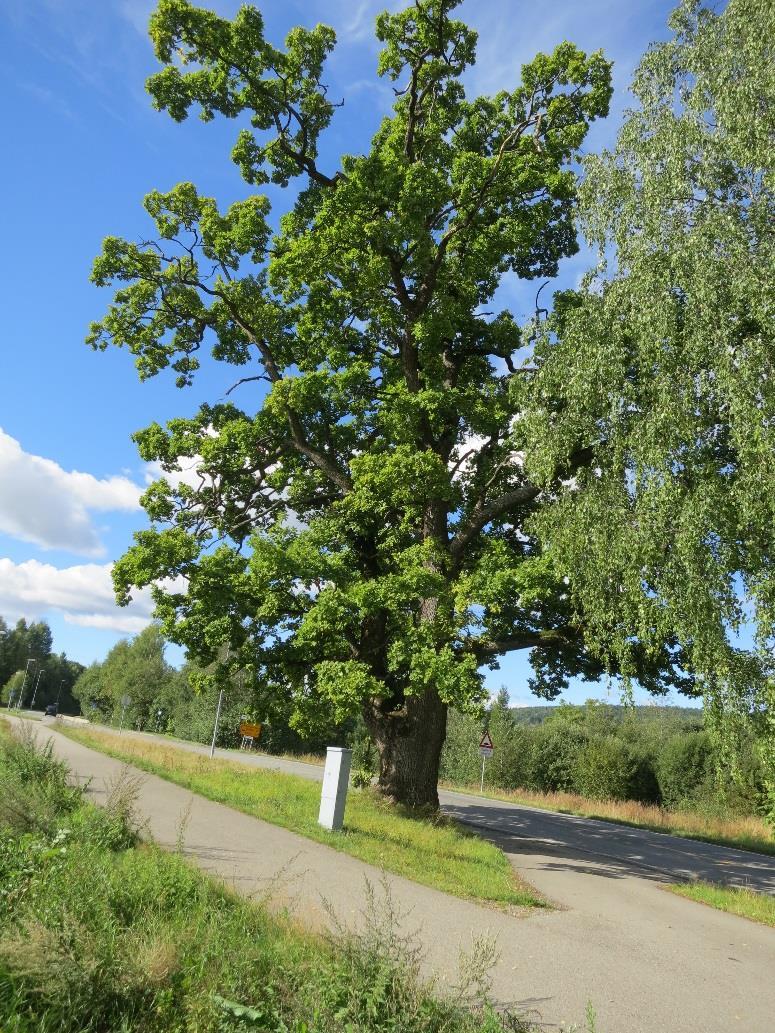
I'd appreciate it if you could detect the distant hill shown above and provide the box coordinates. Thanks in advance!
[510,703,703,727]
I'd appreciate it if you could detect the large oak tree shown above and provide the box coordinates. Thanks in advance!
[90,0,767,808]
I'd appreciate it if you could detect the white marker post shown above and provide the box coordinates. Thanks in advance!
[318,747,353,831]
[479,730,494,792]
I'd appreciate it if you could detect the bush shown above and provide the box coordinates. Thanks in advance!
[484,724,532,791]
[441,710,484,786]
[528,722,588,792]
[574,737,641,801]
[657,731,714,808]
[625,746,662,805]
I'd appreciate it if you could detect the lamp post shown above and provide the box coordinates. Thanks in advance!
[210,646,233,759]
[13,658,36,710]
[56,679,65,706]
[29,669,44,710]
[209,688,225,758]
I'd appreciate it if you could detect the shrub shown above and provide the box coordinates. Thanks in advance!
[441,710,484,785]
[657,731,714,808]
[528,722,588,792]
[574,737,640,801]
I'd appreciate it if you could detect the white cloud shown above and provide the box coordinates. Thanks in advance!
[0,429,142,557]
[0,558,154,635]
[450,433,524,481]
[65,612,150,634]
[144,457,206,491]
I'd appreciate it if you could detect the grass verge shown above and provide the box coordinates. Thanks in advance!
[0,718,541,1033]
[441,782,775,857]
[666,881,775,927]
[56,725,544,911]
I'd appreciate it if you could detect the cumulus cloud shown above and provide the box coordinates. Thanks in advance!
[144,457,206,491]
[64,612,150,634]
[0,429,142,556]
[0,557,154,635]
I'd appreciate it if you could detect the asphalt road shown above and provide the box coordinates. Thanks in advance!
[13,716,775,1033]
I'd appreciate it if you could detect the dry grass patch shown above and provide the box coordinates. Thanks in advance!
[441,782,774,857]
[59,726,545,912]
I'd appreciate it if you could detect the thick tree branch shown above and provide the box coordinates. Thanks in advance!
[471,626,581,658]
[450,484,541,558]
[450,443,599,559]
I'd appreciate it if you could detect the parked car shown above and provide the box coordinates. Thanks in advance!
[44,704,58,717]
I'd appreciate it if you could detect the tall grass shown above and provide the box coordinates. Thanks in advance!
[60,726,545,910]
[442,782,774,856]
[667,881,775,927]
[0,720,542,1033]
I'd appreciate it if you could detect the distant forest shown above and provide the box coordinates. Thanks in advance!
[0,616,83,713]
[510,703,702,726]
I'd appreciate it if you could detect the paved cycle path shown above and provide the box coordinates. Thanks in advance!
[15,717,775,1033]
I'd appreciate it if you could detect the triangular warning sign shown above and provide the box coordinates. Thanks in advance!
[479,730,494,750]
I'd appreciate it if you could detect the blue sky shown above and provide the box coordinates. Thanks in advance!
[0,0,692,707]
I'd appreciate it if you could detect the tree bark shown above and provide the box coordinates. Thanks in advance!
[364,688,448,809]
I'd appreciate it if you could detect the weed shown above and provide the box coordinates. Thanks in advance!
[175,796,194,854]
[0,728,543,1033]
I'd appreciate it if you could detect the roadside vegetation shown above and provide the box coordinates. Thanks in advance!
[65,641,774,856]
[66,627,772,858]
[0,718,545,1033]
[58,725,544,911]
[667,882,775,928]
[439,695,774,857]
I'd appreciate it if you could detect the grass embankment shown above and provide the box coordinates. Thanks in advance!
[442,782,775,857]
[667,881,775,928]
[58,725,543,911]
[0,719,537,1033]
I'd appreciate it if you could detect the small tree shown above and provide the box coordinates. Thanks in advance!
[485,689,530,789]
[72,663,111,718]
[72,626,176,728]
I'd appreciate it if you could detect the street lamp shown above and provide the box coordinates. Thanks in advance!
[12,658,36,710]
[29,669,44,710]
[56,679,66,707]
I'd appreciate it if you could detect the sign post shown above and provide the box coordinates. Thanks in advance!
[239,721,262,749]
[478,730,494,792]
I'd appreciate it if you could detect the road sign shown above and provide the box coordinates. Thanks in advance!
[120,694,131,707]
[239,721,262,740]
[479,730,494,757]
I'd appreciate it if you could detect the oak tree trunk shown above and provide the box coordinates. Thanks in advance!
[364,688,448,809]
